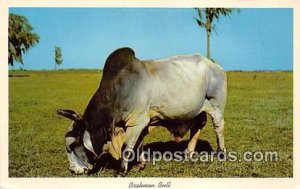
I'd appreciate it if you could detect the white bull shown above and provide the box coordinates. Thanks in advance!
[57,47,227,176]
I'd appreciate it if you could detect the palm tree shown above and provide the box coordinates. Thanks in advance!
[8,13,40,66]
[55,46,63,70]
[195,8,237,60]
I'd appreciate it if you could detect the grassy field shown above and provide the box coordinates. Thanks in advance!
[9,70,293,177]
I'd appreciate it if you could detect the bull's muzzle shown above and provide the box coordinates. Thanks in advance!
[67,151,94,175]
[69,166,89,175]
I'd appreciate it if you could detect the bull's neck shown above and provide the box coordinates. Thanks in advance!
[82,89,112,154]
[83,88,112,130]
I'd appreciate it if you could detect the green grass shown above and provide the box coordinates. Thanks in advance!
[9,70,293,177]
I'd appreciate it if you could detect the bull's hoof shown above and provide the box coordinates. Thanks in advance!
[137,163,146,171]
[116,172,127,177]
[184,149,196,159]
[216,150,226,160]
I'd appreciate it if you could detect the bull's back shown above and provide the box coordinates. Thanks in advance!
[144,54,215,120]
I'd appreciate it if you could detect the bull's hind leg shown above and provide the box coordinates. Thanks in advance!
[186,112,207,153]
[211,108,225,152]
[204,98,226,153]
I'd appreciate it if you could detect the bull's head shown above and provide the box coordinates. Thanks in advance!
[57,109,125,175]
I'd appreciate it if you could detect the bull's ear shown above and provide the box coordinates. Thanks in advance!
[83,130,99,158]
[57,109,83,122]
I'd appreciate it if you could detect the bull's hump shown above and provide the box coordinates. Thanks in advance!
[102,47,137,79]
[107,47,135,61]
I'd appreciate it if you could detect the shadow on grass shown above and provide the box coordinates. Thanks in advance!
[89,139,213,176]
[143,139,214,154]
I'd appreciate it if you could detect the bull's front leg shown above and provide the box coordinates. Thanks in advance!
[118,118,149,177]
[136,127,152,170]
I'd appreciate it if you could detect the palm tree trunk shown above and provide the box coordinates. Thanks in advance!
[207,31,211,59]
[206,18,211,60]
[55,63,57,71]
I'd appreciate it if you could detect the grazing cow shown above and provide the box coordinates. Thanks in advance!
[57,47,227,176]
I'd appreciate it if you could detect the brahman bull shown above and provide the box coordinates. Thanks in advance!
[57,47,227,176]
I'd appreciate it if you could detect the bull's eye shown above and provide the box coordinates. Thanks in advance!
[66,146,72,153]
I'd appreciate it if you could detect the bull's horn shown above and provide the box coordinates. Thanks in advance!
[57,109,83,122]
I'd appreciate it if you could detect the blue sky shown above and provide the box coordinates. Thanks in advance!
[9,8,293,71]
